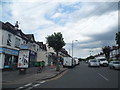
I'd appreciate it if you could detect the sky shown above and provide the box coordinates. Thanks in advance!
[0,0,119,58]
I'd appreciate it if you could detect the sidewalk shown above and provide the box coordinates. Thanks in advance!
[2,65,68,84]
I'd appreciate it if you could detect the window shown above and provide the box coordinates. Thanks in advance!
[15,37,20,48]
[33,44,36,50]
[7,34,11,46]
[23,41,26,44]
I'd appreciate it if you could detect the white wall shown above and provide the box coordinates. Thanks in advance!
[0,29,2,46]
[36,51,48,66]
[0,54,3,69]
[0,54,5,69]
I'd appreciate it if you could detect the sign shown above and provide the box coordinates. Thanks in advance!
[18,50,29,68]
[0,48,18,56]
[20,44,28,49]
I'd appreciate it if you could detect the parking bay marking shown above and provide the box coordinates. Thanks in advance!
[98,73,109,81]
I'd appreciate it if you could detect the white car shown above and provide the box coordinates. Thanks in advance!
[109,61,120,70]
[88,59,100,67]
[99,58,108,66]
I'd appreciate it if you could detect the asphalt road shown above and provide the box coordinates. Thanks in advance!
[35,62,119,88]
[3,62,119,90]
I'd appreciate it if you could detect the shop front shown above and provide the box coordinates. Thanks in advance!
[29,50,37,67]
[0,47,19,69]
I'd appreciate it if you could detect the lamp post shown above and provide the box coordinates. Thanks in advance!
[89,50,93,56]
[72,40,78,59]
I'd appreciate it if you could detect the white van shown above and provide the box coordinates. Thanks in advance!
[75,59,80,65]
[63,57,75,68]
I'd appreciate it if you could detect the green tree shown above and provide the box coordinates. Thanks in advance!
[115,32,120,59]
[86,55,95,60]
[102,46,111,61]
[116,32,120,47]
[46,32,65,71]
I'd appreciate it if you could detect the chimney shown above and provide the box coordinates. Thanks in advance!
[15,21,19,30]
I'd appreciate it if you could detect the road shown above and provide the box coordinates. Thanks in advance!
[34,62,119,88]
[4,62,119,89]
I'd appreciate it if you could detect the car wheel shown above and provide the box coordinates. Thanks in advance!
[113,66,115,69]
[109,66,112,69]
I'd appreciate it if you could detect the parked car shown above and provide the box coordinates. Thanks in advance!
[109,61,120,70]
[99,58,108,66]
[88,59,100,67]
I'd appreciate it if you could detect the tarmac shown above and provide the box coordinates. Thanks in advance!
[2,65,68,85]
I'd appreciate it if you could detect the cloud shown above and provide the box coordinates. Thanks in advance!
[1,1,119,58]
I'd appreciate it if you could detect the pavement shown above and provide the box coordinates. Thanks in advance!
[2,65,68,85]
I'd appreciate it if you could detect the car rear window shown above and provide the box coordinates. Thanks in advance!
[113,61,120,64]
[99,59,106,61]
[91,60,98,62]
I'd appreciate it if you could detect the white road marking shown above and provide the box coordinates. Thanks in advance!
[40,81,46,84]
[33,84,40,87]
[15,87,24,90]
[24,83,32,87]
[98,73,109,81]
[25,86,33,90]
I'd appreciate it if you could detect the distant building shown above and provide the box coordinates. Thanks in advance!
[110,46,120,60]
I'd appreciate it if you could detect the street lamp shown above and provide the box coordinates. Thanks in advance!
[89,50,93,56]
[72,40,78,59]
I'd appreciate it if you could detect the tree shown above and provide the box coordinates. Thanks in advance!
[86,55,95,60]
[46,32,65,71]
[115,32,120,47]
[115,32,120,59]
[102,46,111,61]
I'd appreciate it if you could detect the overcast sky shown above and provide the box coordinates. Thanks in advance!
[0,0,119,58]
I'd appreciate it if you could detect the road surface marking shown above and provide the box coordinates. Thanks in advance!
[98,73,109,81]
[40,81,46,84]
[15,87,24,90]
[33,84,40,87]
[24,83,32,87]
[48,70,68,81]
[25,86,33,90]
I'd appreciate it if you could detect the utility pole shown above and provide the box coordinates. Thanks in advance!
[72,40,78,58]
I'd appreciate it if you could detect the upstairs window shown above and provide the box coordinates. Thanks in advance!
[7,34,11,46]
[33,44,36,50]
[15,37,20,48]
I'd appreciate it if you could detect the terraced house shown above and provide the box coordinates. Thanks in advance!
[0,21,47,69]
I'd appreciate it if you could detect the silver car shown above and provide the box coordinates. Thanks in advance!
[88,59,100,67]
[109,61,120,70]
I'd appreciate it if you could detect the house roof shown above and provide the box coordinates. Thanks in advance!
[25,34,35,42]
[0,21,45,50]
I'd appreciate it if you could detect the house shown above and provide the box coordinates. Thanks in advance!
[0,21,47,69]
[110,46,120,60]
[36,42,48,66]
[0,21,23,69]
